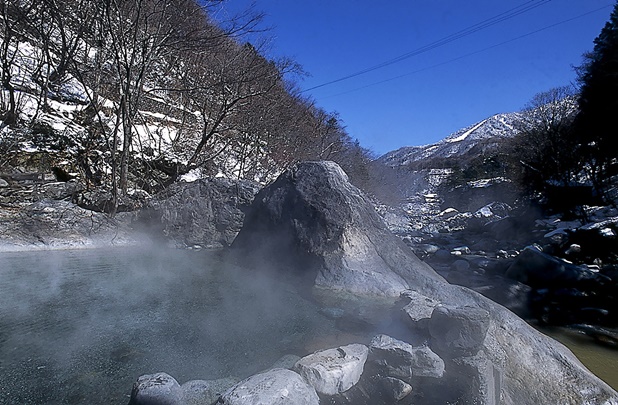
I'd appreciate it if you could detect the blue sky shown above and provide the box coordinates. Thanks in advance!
[213,1,615,156]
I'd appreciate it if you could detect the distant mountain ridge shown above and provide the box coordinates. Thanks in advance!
[377,112,523,167]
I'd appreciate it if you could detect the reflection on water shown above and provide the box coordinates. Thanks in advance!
[0,247,342,404]
[541,326,618,390]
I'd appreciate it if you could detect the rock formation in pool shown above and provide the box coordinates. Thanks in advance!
[228,161,618,404]
[231,160,445,297]
[131,161,618,404]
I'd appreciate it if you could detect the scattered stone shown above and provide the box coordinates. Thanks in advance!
[506,246,600,288]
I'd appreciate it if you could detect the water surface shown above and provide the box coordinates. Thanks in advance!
[0,247,341,404]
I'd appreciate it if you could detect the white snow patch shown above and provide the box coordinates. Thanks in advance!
[446,119,487,143]
[180,168,204,183]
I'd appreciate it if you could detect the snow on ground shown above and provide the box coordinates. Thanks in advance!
[446,119,487,143]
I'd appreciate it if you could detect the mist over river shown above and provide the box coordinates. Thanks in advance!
[0,247,344,404]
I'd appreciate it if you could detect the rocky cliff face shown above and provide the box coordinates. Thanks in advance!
[138,177,260,249]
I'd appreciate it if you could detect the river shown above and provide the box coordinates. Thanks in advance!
[0,247,344,404]
[541,325,618,391]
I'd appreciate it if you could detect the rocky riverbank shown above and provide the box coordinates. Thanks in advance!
[2,162,618,404]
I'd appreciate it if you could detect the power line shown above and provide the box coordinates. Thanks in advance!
[321,4,613,99]
[302,0,552,92]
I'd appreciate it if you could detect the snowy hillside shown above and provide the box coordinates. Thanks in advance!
[377,112,522,167]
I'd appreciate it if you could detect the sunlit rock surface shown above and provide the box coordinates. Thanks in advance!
[294,343,368,395]
[232,160,445,297]
[219,368,319,405]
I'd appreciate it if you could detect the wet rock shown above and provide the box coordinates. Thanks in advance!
[180,378,239,405]
[369,334,445,381]
[219,368,319,405]
[232,161,445,297]
[294,343,368,395]
[319,307,345,320]
[128,372,182,405]
[429,305,490,358]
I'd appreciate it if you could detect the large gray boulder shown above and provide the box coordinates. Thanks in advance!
[140,177,260,248]
[232,161,445,297]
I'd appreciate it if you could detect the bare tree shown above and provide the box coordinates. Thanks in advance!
[508,85,580,195]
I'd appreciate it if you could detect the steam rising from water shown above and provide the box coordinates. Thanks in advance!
[0,246,343,404]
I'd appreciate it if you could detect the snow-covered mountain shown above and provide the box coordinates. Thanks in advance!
[377,112,523,167]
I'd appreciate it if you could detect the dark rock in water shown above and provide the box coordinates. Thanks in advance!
[139,177,260,248]
[232,161,445,297]
[570,324,618,346]
[506,246,600,288]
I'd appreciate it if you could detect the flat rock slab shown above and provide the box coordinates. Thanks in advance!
[295,343,369,396]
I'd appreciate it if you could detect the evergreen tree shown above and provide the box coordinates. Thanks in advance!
[575,1,618,197]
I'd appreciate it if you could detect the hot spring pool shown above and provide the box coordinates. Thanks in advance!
[0,247,348,404]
